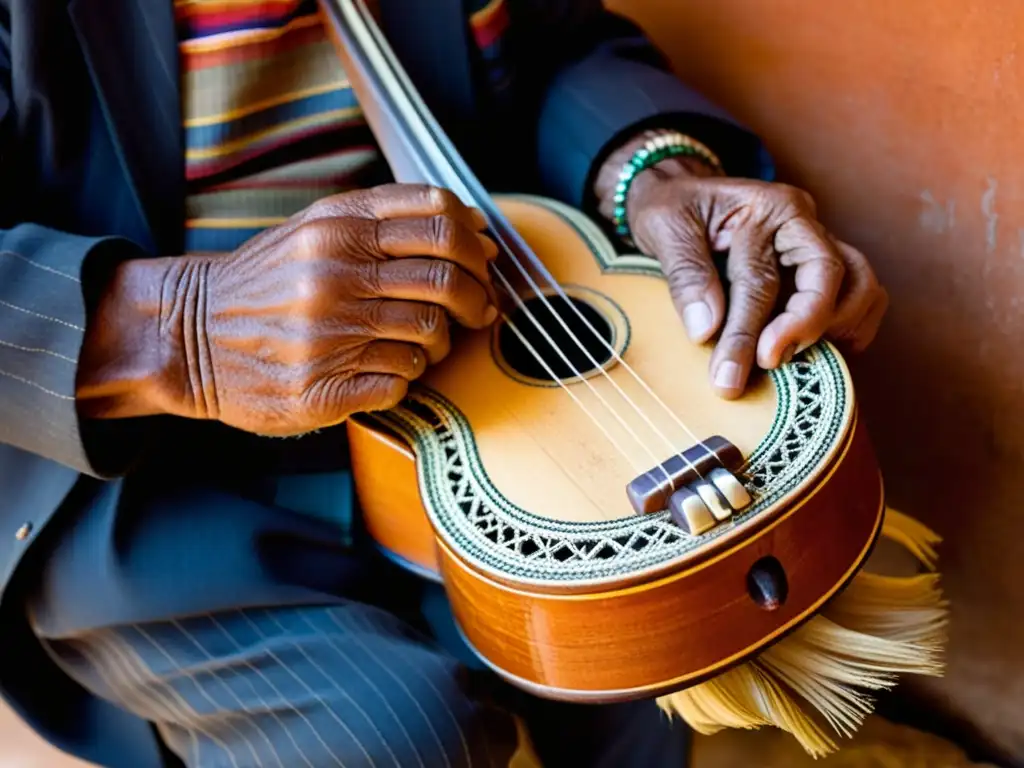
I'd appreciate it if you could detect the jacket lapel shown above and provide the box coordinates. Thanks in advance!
[65,0,474,255]
[69,0,184,255]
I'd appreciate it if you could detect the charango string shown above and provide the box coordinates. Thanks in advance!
[483,224,717,485]
[337,2,683,487]
[499,311,645,473]
[489,266,670,480]
[336,0,716,498]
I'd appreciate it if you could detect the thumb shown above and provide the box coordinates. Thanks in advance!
[638,209,726,344]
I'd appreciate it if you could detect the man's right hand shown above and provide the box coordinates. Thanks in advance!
[77,184,499,436]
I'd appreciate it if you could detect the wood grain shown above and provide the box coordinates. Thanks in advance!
[349,195,881,700]
[354,408,881,699]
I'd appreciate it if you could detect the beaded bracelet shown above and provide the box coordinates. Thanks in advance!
[611,131,723,246]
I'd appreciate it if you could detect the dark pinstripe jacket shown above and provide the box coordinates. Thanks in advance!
[0,0,771,764]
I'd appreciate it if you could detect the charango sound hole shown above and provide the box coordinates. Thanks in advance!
[747,556,789,611]
[494,288,628,386]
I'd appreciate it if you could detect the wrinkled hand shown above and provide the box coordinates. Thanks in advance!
[81,184,499,435]
[189,184,501,434]
[598,145,887,399]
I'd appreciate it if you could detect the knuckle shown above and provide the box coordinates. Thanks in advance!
[301,375,347,423]
[775,183,815,212]
[426,259,459,297]
[296,201,326,226]
[357,298,387,334]
[351,341,377,372]
[736,261,780,300]
[367,218,383,255]
[429,214,459,253]
[663,246,714,284]
[292,219,332,257]
[309,194,340,216]
[350,187,380,217]
[428,186,461,215]
[357,186,391,216]
[315,189,363,217]
[720,326,759,353]
[292,265,320,305]
[356,261,384,298]
[822,251,847,280]
[415,305,447,341]
[664,259,715,301]
[289,261,335,316]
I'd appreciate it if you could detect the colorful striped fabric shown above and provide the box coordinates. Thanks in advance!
[176,0,386,252]
[176,0,515,252]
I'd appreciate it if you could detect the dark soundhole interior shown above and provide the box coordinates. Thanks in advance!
[747,556,789,612]
[497,295,615,382]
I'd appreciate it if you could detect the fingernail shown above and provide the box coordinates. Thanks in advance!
[781,343,797,364]
[714,361,743,390]
[683,302,714,341]
[483,305,499,324]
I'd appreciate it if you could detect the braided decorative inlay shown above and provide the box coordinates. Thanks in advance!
[372,344,847,584]
[367,195,851,584]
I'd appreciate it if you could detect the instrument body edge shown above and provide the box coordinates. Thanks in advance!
[346,195,883,700]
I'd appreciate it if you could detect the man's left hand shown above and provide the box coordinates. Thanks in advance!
[595,139,888,399]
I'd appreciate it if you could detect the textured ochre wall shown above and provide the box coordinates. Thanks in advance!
[1,3,1022,767]
[606,0,1024,762]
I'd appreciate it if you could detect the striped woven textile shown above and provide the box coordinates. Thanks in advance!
[176,0,386,252]
[176,0,514,253]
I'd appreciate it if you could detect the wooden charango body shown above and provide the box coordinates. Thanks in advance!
[346,193,884,702]
[320,2,944,755]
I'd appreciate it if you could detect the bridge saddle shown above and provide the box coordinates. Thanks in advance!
[625,436,752,534]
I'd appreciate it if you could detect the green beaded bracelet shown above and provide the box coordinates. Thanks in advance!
[611,131,722,246]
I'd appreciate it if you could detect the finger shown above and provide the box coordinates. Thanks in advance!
[354,340,429,380]
[641,208,727,343]
[348,184,488,231]
[847,288,889,353]
[249,185,488,255]
[755,217,845,370]
[375,215,499,303]
[709,221,780,399]
[338,373,410,415]
[312,185,486,233]
[363,299,452,364]
[364,258,496,330]
[302,373,409,429]
[826,238,880,339]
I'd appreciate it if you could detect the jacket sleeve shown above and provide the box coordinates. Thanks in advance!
[506,0,775,208]
[0,20,144,477]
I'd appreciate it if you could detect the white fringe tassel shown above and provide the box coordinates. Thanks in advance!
[656,507,948,758]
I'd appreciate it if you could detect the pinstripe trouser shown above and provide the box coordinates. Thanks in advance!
[31,599,692,768]
[35,603,520,768]
[22,456,691,768]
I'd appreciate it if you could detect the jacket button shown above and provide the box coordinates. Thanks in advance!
[15,523,32,541]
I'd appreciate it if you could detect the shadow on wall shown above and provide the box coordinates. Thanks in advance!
[608,0,1024,763]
